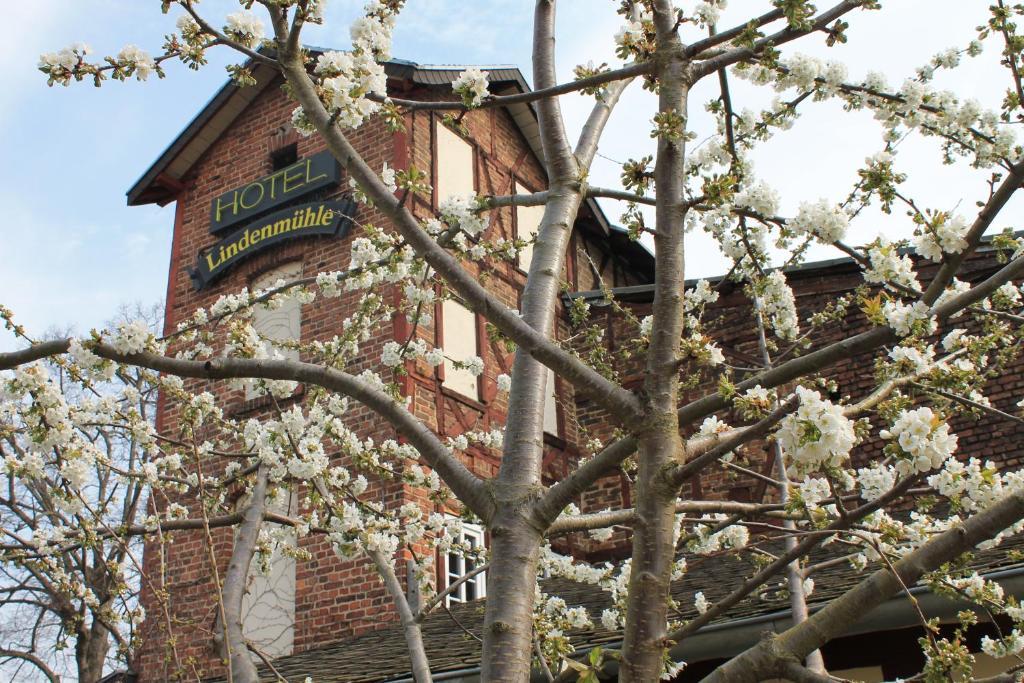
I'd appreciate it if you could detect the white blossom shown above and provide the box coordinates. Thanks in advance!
[224,12,265,48]
[881,407,958,475]
[864,239,918,290]
[776,387,856,474]
[882,300,936,337]
[913,214,968,262]
[117,45,156,81]
[857,464,897,501]
[452,67,490,107]
[789,199,848,244]
[760,271,799,341]
[734,182,781,217]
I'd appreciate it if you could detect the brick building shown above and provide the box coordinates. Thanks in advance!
[124,55,1024,682]
[125,56,651,682]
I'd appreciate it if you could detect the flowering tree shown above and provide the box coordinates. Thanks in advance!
[9,1,1024,681]
[0,306,160,682]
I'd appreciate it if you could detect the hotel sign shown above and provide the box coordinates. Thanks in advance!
[209,151,341,234]
[192,198,356,289]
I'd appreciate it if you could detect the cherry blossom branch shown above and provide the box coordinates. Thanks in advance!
[0,509,314,558]
[666,395,800,488]
[416,562,490,620]
[217,466,267,683]
[274,41,645,430]
[701,488,1024,682]
[365,547,434,683]
[0,341,495,521]
[664,474,923,646]
[678,247,1024,431]
[693,1,869,80]
[535,434,639,524]
[910,381,1024,425]
[575,79,634,167]
[482,185,670,210]
[546,500,797,536]
[178,0,279,68]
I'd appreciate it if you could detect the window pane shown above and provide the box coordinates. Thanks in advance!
[436,123,474,202]
[441,299,479,398]
[441,521,486,606]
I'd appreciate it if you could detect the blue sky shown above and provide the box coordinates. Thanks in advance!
[1,1,1017,351]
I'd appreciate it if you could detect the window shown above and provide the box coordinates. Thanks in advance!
[514,180,544,271]
[543,368,559,436]
[441,299,480,399]
[270,143,298,171]
[248,262,303,399]
[442,522,486,604]
[240,489,297,658]
[435,122,475,203]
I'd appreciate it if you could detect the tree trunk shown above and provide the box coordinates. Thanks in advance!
[219,468,269,683]
[76,628,110,683]
[620,3,689,679]
[619,431,682,681]
[481,507,544,681]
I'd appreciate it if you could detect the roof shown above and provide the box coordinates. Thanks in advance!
[228,533,1024,683]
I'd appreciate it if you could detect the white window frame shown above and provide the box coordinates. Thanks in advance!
[441,521,487,605]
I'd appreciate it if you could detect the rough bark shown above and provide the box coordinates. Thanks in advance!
[76,618,111,683]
